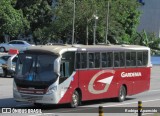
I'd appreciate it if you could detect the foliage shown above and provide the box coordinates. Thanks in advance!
[134,30,160,50]
[0,0,142,45]
[0,0,29,37]
[52,0,140,44]
[15,0,54,43]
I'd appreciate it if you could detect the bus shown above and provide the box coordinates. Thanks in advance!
[13,44,152,107]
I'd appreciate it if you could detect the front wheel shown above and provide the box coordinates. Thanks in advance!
[117,85,126,102]
[0,47,6,52]
[70,91,80,108]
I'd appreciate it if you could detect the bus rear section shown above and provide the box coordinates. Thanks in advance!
[75,48,151,103]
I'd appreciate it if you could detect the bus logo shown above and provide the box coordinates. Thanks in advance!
[88,70,115,94]
[121,72,142,78]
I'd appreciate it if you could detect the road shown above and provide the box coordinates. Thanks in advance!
[0,66,160,116]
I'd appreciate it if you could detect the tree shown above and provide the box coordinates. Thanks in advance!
[0,0,29,39]
[12,0,140,44]
[52,0,140,44]
[15,0,54,44]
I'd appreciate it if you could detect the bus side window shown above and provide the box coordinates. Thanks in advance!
[101,53,107,68]
[89,53,95,68]
[131,52,136,66]
[143,51,148,65]
[107,52,113,67]
[126,52,131,67]
[95,53,100,68]
[114,52,120,67]
[81,53,87,68]
[137,52,143,66]
[76,53,80,69]
[120,52,125,67]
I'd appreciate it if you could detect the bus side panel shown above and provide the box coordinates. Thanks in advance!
[78,69,119,101]
[115,67,151,95]
[132,67,151,94]
[110,69,133,97]
[58,67,150,103]
[58,72,79,104]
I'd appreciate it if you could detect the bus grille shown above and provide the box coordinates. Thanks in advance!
[21,94,43,101]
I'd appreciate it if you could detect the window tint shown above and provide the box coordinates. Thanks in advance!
[114,52,120,67]
[95,53,100,68]
[9,41,17,44]
[1,56,10,61]
[137,52,143,66]
[89,53,95,68]
[17,41,24,44]
[107,52,113,67]
[126,52,131,66]
[131,52,136,66]
[101,53,107,68]
[81,53,87,68]
[0,58,6,64]
[76,53,80,69]
[120,52,125,67]
[143,51,148,65]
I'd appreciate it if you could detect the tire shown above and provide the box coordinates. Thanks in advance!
[2,68,7,77]
[70,91,80,108]
[117,85,126,102]
[0,47,6,52]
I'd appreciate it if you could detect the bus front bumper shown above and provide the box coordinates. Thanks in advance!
[13,90,60,104]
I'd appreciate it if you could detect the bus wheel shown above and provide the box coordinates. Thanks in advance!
[117,85,126,102]
[70,91,80,108]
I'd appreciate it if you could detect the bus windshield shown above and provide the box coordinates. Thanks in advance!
[15,53,58,88]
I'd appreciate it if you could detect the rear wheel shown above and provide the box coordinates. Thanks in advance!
[117,85,126,102]
[0,47,6,52]
[70,91,80,108]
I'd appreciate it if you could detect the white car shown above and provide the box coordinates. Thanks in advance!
[0,54,18,77]
[0,40,34,52]
[0,58,6,76]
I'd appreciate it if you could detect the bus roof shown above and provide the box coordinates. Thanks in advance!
[26,44,150,55]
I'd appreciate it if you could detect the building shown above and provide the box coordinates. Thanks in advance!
[137,0,160,37]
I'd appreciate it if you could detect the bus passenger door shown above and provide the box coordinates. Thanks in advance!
[58,52,77,103]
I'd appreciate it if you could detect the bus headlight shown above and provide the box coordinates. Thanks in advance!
[46,86,57,94]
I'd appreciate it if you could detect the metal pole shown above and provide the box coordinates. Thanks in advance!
[86,19,88,45]
[72,0,75,46]
[93,10,98,45]
[93,19,96,45]
[138,101,142,116]
[99,106,104,116]
[105,1,109,44]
